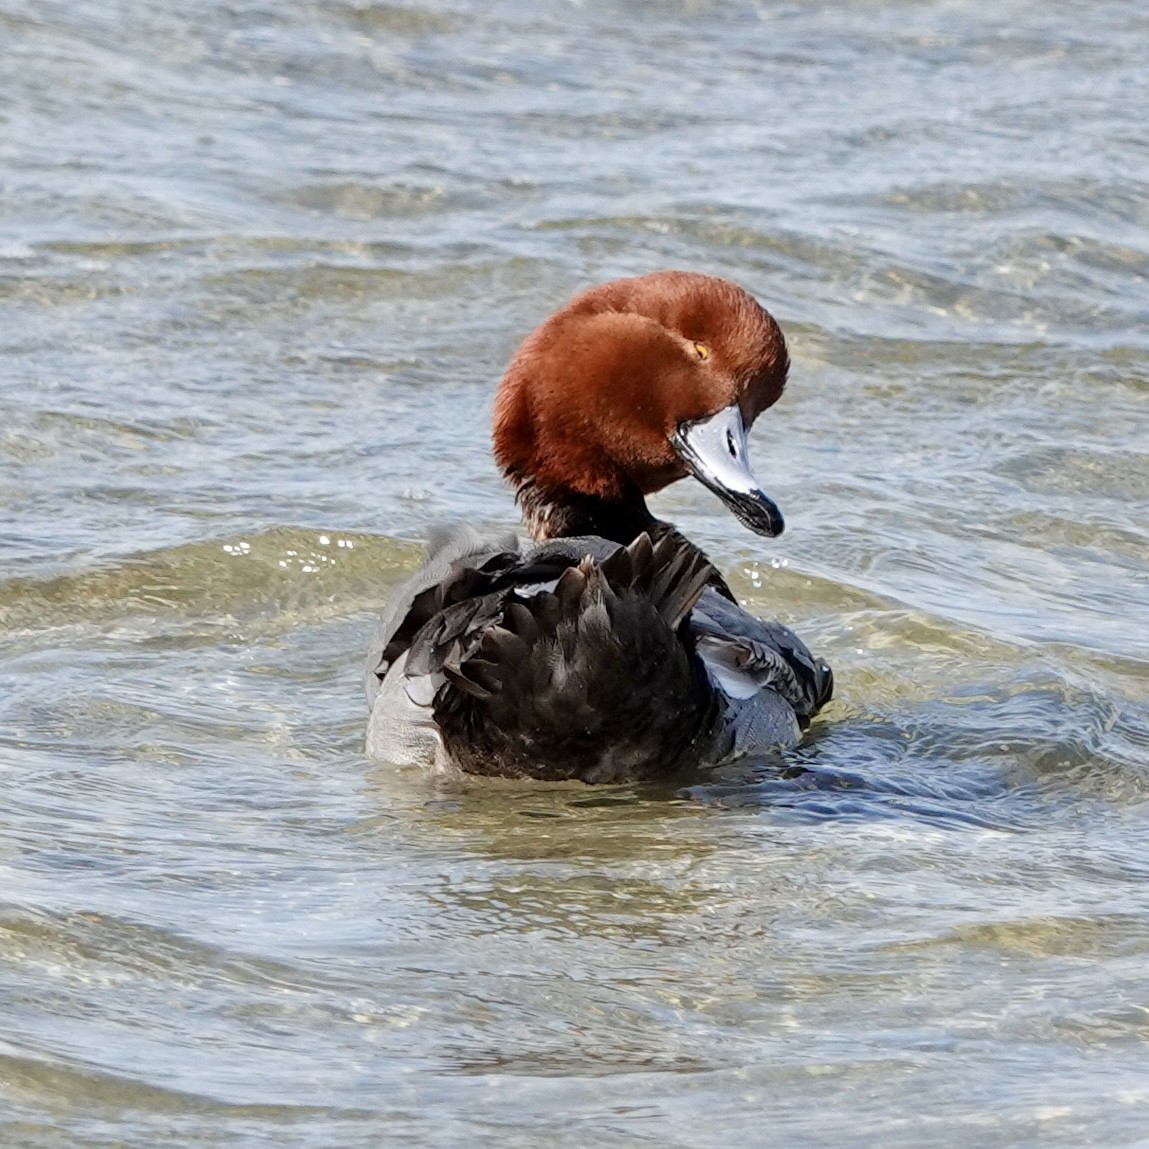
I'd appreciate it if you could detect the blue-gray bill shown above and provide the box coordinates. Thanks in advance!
[670,405,785,538]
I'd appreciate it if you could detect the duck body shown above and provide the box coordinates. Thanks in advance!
[365,526,831,782]
[364,271,833,782]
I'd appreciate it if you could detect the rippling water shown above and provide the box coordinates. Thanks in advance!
[2,0,1148,1144]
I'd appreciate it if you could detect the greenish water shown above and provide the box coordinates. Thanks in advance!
[1,1,1148,1145]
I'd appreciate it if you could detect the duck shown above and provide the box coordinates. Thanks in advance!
[365,270,833,782]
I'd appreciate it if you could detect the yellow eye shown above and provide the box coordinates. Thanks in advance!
[693,342,710,360]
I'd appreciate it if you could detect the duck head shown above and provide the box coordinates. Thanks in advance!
[493,270,790,542]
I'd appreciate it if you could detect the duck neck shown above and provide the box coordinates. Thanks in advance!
[516,479,737,601]
[516,481,658,545]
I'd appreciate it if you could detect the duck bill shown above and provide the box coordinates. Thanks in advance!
[670,405,785,538]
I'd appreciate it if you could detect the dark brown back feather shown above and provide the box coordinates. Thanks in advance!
[400,532,722,781]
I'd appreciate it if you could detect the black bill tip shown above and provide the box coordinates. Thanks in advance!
[723,488,785,538]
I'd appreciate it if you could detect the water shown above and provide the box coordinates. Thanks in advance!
[2,0,1148,1144]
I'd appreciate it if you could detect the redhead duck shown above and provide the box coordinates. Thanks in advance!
[365,271,833,782]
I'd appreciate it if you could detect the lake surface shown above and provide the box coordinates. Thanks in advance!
[2,0,1148,1144]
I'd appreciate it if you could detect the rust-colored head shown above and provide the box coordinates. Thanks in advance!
[492,271,790,538]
